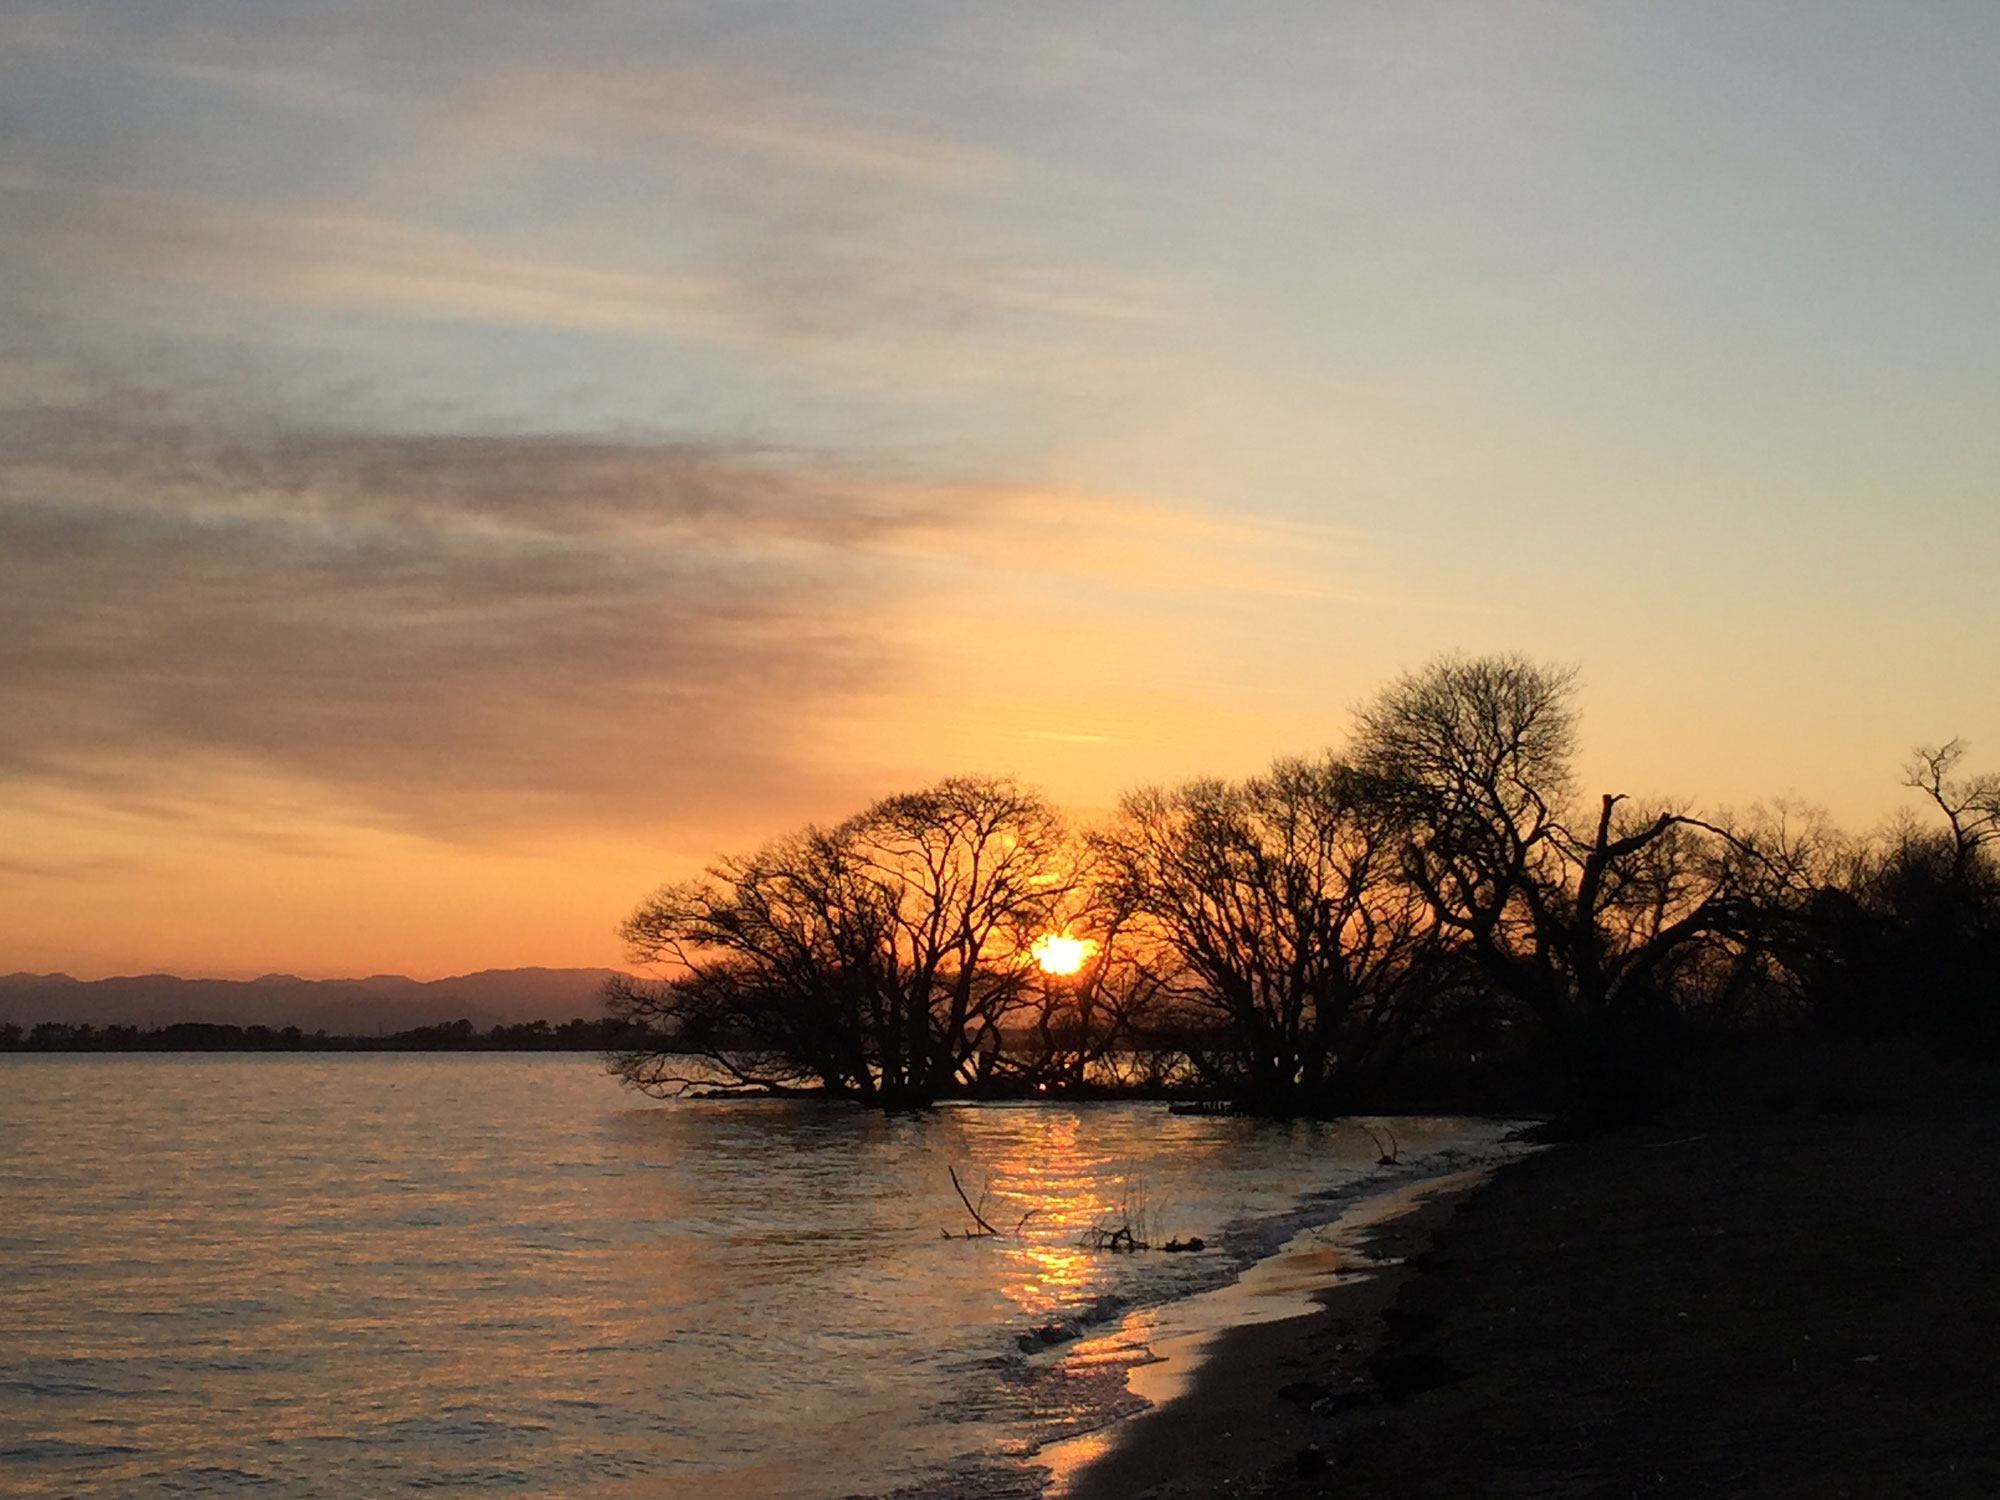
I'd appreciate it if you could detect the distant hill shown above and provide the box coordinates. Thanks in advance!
[0,968,629,1034]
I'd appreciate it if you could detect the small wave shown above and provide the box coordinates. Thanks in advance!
[158,1465,280,1492]
[404,1466,533,1490]
[0,1437,142,1460]
[848,1451,1050,1500]
[911,1132,1533,1500]
[0,1376,138,1399]
[1010,1292,1131,1354]
[380,1414,555,1448]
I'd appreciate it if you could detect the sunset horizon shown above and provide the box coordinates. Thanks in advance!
[10,9,2000,1497]
[9,6,2000,984]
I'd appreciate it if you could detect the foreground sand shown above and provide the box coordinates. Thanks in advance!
[1063,1102,2000,1499]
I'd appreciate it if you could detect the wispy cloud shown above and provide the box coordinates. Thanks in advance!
[0,178,739,343]
[0,397,1383,844]
[0,406,975,837]
[0,170,1163,401]
[0,853,144,883]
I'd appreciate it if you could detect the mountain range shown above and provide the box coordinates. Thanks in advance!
[0,968,629,1035]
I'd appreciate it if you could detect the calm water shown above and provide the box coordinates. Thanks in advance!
[0,1056,1519,1497]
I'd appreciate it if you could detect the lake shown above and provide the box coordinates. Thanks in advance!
[0,1055,1520,1497]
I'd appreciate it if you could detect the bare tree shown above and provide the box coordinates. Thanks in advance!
[1799,741,2000,1049]
[1353,655,1777,1121]
[997,858,1167,1093]
[846,777,1071,1102]
[1904,740,2000,883]
[606,776,1073,1109]
[607,822,894,1099]
[1353,654,1579,949]
[1092,753,1434,1113]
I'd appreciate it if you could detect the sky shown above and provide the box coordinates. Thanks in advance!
[5,1,1998,979]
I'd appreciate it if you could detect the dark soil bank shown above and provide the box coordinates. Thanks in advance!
[1071,1103,2000,1499]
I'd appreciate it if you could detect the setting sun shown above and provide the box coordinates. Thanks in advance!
[1031,933,1094,976]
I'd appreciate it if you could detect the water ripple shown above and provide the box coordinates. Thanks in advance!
[0,1055,1519,1498]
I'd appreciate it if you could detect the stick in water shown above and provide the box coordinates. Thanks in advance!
[949,1166,1001,1237]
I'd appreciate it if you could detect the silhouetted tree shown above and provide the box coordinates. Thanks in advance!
[1093,754,1435,1113]
[1799,741,2000,1049]
[1353,655,1781,1122]
[1904,740,2000,883]
[984,857,1165,1093]
[607,776,1073,1109]
[596,661,2000,1119]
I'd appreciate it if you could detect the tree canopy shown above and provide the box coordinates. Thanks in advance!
[607,776,1073,1109]
[605,657,2000,1123]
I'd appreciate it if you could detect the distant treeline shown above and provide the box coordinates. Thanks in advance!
[606,654,2000,1126]
[1,1017,652,1053]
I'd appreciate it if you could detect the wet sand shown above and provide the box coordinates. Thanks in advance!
[1061,1102,2000,1498]
[1056,1173,1480,1499]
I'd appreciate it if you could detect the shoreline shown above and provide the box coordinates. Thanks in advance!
[1044,1166,1495,1499]
[1053,1101,2000,1498]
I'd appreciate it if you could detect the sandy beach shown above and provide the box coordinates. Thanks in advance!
[1062,1100,2000,1498]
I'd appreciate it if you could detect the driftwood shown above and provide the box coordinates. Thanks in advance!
[940,1168,1040,1240]
[1079,1172,1158,1252]
[1080,1222,1145,1252]
[940,1168,1048,1239]
[949,1166,1000,1236]
[936,1168,1000,1240]
[941,1167,1161,1250]
[1363,1122,1400,1165]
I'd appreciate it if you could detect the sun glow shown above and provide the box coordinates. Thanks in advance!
[1031,933,1094,976]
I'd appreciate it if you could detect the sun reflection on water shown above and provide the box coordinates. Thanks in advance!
[966,1112,1152,1316]
[2,1061,1524,1500]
